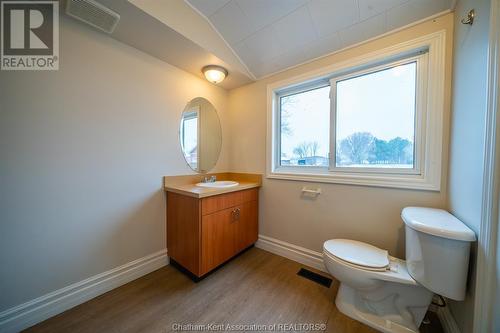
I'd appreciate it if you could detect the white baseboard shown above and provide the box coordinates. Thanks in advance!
[255,234,326,272]
[0,249,168,333]
[434,304,460,333]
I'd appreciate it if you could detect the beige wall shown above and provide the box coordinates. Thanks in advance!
[447,0,492,332]
[0,16,228,311]
[228,14,454,257]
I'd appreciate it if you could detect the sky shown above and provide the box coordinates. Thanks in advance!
[280,62,416,159]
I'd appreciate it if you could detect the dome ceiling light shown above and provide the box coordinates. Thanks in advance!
[202,65,228,84]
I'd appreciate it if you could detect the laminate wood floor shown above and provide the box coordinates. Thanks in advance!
[25,248,442,333]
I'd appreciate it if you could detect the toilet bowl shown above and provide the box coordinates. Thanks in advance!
[323,240,433,333]
[323,207,476,333]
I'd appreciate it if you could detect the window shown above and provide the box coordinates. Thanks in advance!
[332,60,418,173]
[268,32,445,190]
[180,110,198,169]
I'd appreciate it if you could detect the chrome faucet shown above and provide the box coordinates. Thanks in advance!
[202,175,217,183]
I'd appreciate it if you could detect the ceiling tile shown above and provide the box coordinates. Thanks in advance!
[273,5,318,52]
[232,41,254,63]
[235,0,308,31]
[186,0,231,17]
[251,62,277,79]
[252,48,309,78]
[303,32,342,60]
[271,48,310,71]
[209,1,254,43]
[307,0,360,37]
[339,13,387,47]
[386,0,449,30]
[359,0,409,21]
[239,25,283,63]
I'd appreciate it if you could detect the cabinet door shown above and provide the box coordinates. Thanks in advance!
[234,200,258,253]
[201,207,237,275]
[166,192,201,276]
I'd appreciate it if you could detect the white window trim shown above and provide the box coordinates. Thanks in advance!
[266,30,446,191]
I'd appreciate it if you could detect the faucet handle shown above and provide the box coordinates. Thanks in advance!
[210,175,217,182]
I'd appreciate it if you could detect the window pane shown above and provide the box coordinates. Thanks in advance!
[335,62,416,169]
[181,113,198,169]
[280,86,330,167]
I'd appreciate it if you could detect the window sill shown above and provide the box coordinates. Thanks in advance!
[267,169,440,191]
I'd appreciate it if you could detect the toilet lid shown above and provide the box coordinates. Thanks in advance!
[324,239,389,269]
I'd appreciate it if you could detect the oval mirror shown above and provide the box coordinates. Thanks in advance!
[179,97,222,173]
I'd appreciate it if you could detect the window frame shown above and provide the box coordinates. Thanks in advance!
[266,31,446,191]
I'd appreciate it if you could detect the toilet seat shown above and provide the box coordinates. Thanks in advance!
[323,239,390,272]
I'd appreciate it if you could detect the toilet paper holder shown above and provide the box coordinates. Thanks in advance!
[301,187,322,196]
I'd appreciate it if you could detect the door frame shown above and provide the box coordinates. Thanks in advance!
[473,0,500,331]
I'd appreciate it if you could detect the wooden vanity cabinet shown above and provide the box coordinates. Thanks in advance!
[167,188,258,278]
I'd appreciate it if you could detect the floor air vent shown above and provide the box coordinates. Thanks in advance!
[297,268,332,288]
[66,0,120,34]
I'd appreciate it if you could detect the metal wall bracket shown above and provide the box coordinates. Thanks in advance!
[461,9,475,25]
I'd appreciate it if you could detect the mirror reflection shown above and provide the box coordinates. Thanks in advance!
[180,97,222,173]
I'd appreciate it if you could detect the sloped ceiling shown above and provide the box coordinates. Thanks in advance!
[187,0,455,78]
[78,0,454,89]
[81,0,253,89]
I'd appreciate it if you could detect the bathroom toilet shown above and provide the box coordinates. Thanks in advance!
[323,207,476,333]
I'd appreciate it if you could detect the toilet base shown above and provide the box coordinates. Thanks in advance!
[335,283,427,333]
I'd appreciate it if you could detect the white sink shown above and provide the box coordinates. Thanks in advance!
[195,181,239,188]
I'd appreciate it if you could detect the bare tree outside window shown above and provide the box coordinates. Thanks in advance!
[279,86,330,166]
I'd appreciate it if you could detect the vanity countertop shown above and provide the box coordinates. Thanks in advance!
[163,173,262,198]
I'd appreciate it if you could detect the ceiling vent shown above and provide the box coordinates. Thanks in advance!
[66,0,120,34]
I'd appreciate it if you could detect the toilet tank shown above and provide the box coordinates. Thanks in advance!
[402,207,476,301]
